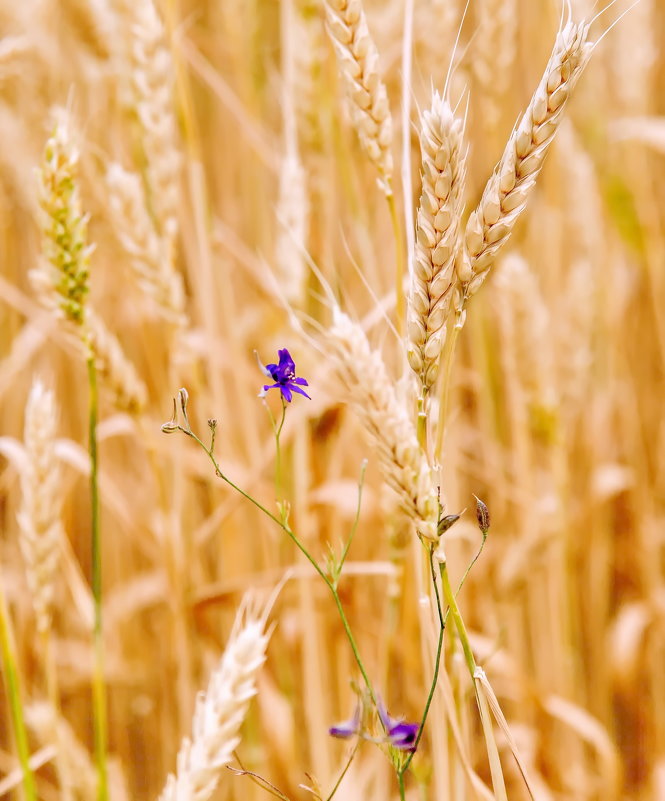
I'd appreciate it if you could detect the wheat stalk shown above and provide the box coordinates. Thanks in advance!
[328,309,439,542]
[407,92,466,395]
[454,17,593,320]
[106,163,187,328]
[323,0,393,194]
[17,381,62,635]
[158,599,270,801]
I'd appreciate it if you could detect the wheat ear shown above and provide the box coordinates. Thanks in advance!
[455,18,592,319]
[17,381,62,634]
[87,311,148,413]
[323,0,393,194]
[106,163,187,327]
[328,309,439,541]
[125,0,181,240]
[32,108,91,327]
[157,599,271,801]
[407,92,466,395]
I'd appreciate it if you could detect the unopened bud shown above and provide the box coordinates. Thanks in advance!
[437,513,460,537]
[473,495,490,534]
[179,387,189,413]
[208,418,217,430]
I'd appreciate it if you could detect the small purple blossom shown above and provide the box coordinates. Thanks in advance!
[378,699,419,753]
[328,706,360,740]
[259,348,310,403]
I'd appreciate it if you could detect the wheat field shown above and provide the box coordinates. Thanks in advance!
[0,0,664,799]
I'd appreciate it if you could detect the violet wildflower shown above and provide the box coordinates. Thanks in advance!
[328,705,360,739]
[259,348,310,403]
[377,699,419,753]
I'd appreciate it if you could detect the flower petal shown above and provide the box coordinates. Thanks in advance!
[280,385,293,403]
[289,384,311,400]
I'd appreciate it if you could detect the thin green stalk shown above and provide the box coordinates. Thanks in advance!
[41,629,73,801]
[87,353,108,801]
[0,583,36,801]
[272,400,287,512]
[325,740,360,801]
[387,191,406,335]
[397,770,406,801]
[181,426,377,705]
[400,546,446,775]
[335,460,367,580]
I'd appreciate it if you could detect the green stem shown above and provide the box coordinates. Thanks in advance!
[87,354,108,801]
[325,740,359,801]
[387,191,406,335]
[401,546,446,774]
[439,560,475,675]
[274,401,287,511]
[0,583,37,801]
[397,770,406,801]
[336,460,367,579]
[183,427,377,704]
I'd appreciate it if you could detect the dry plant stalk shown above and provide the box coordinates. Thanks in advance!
[106,163,187,328]
[158,600,270,801]
[323,0,393,193]
[17,381,62,634]
[125,0,181,240]
[455,18,593,319]
[328,309,439,541]
[407,92,466,395]
[275,153,309,304]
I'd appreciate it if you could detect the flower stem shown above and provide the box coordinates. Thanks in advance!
[183,427,377,705]
[87,353,108,801]
[0,582,36,801]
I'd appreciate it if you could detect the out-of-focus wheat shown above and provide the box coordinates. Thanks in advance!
[274,153,309,304]
[323,0,393,193]
[472,0,517,129]
[328,309,439,541]
[455,18,593,318]
[158,600,270,801]
[106,163,187,328]
[17,380,62,634]
[407,92,466,395]
[122,0,181,240]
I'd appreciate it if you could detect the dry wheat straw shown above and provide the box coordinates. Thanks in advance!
[323,0,393,193]
[158,600,270,801]
[87,311,147,412]
[407,92,466,394]
[17,380,62,634]
[275,153,309,304]
[125,0,181,240]
[106,163,187,327]
[328,309,439,541]
[454,18,593,319]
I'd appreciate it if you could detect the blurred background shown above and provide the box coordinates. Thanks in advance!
[0,0,663,799]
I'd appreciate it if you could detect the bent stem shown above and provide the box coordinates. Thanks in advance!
[439,558,507,801]
[0,582,37,801]
[87,353,108,801]
[180,425,377,707]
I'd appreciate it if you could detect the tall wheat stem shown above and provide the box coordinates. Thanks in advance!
[87,351,108,801]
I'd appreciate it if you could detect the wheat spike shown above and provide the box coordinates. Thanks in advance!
[328,309,439,542]
[158,599,270,801]
[125,0,181,240]
[17,380,62,634]
[106,163,187,327]
[323,0,393,194]
[33,108,92,326]
[87,311,148,412]
[455,17,593,320]
[407,92,466,395]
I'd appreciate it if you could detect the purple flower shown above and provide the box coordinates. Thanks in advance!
[259,348,311,403]
[328,706,360,739]
[377,699,419,753]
